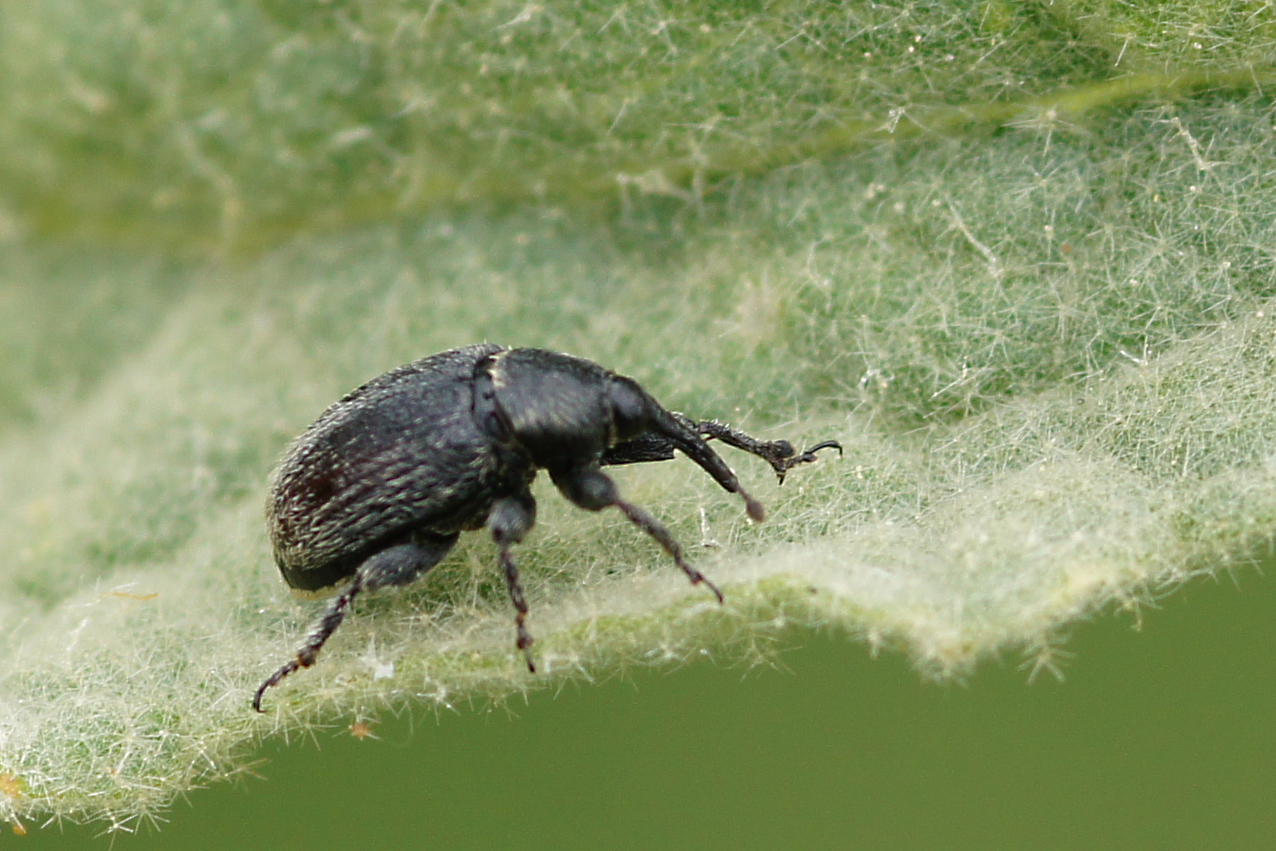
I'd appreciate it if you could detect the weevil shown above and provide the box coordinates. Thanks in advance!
[253,345,840,711]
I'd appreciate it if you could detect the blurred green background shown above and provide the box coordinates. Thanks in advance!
[21,566,1276,850]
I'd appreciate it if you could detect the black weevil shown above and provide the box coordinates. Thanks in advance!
[253,345,840,711]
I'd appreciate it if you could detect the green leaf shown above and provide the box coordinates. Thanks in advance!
[2,0,1276,831]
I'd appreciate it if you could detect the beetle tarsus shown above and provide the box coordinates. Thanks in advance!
[254,578,365,712]
[693,570,725,605]
[774,439,843,484]
[521,642,537,674]
[613,497,725,604]
[253,659,301,713]
[500,545,538,673]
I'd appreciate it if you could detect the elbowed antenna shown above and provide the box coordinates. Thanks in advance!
[649,409,766,522]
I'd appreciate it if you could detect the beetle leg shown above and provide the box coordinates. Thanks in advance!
[498,547,536,673]
[601,416,839,499]
[551,464,724,604]
[253,580,362,713]
[612,498,724,604]
[681,417,843,483]
[488,494,539,673]
[253,534,457,712]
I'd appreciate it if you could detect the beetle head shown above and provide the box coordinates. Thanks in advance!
[605,374,660,441]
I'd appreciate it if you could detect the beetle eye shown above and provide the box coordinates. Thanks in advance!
[608,376,654,439]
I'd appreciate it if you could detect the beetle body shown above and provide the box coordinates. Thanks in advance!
[268,344,510,590]
[254,345,839,711]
